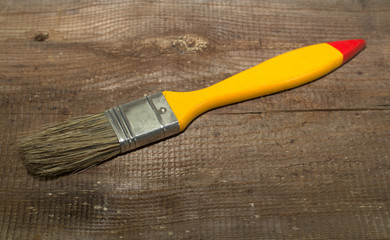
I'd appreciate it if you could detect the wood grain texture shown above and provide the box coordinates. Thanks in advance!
[1,0,390,239]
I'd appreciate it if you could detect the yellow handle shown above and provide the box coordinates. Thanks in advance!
[164,43,343,130]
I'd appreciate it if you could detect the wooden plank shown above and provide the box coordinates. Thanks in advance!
[1,0,389,239]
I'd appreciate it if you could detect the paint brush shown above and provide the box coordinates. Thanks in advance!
[19,39,366,177]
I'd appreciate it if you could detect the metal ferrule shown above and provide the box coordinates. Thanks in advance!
[104,92,180,153]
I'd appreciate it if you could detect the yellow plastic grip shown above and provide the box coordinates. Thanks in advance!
[164,43,343,130]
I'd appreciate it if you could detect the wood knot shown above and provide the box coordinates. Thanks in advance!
[170,34,208,53]
[34,32,49,41]
[124,34,210,58]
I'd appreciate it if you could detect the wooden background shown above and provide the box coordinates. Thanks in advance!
[1,0,389,239]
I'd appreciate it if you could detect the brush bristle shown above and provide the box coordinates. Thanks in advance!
[19,113,121,177]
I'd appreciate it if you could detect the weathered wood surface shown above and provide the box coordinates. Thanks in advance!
[1,0,390,239]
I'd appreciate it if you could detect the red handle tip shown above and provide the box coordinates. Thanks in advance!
[327,39,366,63]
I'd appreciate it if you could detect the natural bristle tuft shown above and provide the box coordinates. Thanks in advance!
[19,113,121,177]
